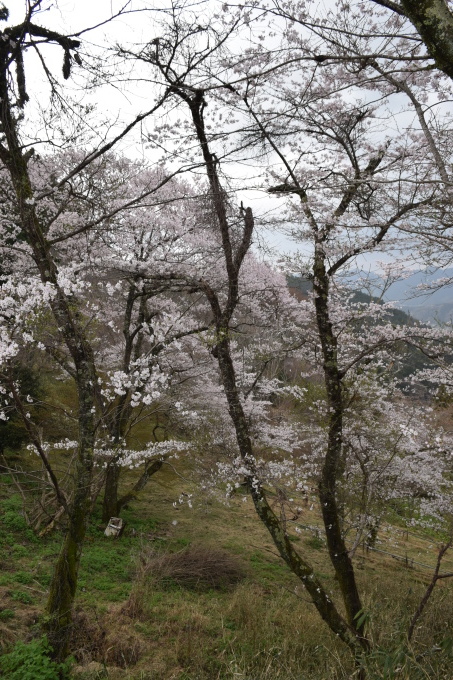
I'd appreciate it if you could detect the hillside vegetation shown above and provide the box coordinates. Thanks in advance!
[1,443,453,680]
[2,2,453,678]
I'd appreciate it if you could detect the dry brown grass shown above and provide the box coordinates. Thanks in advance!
[121,544,247,622]
[70,607,107,665]
[0,621,16,653]
[69,606,145,670]
[135,544,246,592]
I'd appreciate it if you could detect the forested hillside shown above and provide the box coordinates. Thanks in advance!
[1,1,453,679]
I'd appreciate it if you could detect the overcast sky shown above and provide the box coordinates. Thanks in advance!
[5,1,423,276]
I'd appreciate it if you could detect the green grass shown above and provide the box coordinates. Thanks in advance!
[11,590,35,605]
[1,462,453,680]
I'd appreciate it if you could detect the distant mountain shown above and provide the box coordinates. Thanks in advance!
[399,302,453,324]
[286,274,431,387]
[360,268,453,325]
[287,274,419,327]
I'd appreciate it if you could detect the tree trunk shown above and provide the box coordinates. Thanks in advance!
[116,458,164,514]
[45,450,93,656]
[0,39,96,659]
[102,462,122,522]
[313,247,367,639]
[400,0,453,81]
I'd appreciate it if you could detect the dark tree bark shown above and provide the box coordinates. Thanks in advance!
[100,283,207,522]
[240,80,381,645]
[101,283,139,521]
[102,463,122,521]
[117,458,165,512]
[313,249,365,635]
[371,0,453,81]
[159,72,368,656]
[408,541,453,641]
[0,18,96,661]
[400,0,453,80]
[214,336,364,653]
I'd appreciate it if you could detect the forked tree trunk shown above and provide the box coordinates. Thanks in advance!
[102,457,164,521]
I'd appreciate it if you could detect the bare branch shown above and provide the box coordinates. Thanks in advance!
[368,0,406,16]
[408,540,453,641]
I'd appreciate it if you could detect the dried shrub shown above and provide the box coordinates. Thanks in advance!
[103,630,144,668]
[69,608,143,669]
[69,608,107,664]
[120,588,144,620]
[138,545,246,592]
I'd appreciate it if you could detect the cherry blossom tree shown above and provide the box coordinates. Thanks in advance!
[0,5,309,658]
[0,149,215,527]
[2,0,453,671]
[240,3,453,659]
[117,3,453,671]
[0,1,190,657]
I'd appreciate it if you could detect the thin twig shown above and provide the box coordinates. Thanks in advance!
[408,540,453,641]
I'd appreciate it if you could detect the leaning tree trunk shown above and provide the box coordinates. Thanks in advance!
[116,458,165,513]
[172,82,367,657]
[215,335,366,654]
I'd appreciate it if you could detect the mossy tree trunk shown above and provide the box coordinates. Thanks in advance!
[0,20,96,661]
[400,1,453,80]
[371,0,453,81]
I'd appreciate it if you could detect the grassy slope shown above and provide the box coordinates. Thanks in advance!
[1,457,453,680]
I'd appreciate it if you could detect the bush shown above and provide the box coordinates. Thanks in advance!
[137,545,246,592]
[0,636,72,680]
[2,510,28,533]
